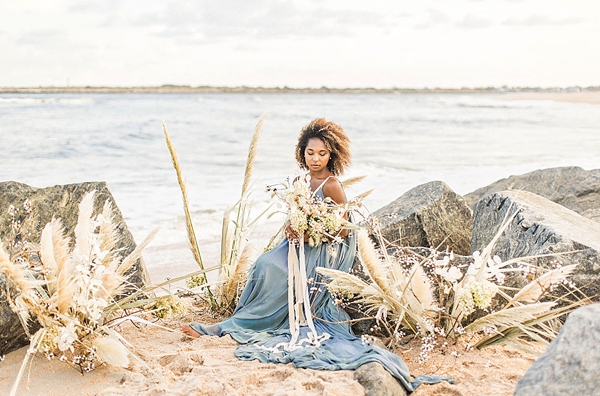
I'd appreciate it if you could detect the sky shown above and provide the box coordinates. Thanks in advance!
[1,0,599,89]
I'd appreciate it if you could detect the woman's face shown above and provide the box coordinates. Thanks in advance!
[304,138,331,173]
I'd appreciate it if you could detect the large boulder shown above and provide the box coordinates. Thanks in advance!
[514,303,600,396]
[372,181,472,255]
[471,190,600,299]
[464,166,600,222]
[0,181,151,357]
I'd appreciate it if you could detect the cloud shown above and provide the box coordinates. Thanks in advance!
[77,0,398,43]
[67,0,122,13]
[455,13,493,29]
[502,14,584,26]
[415,9,450,29]
[16,29,68,46]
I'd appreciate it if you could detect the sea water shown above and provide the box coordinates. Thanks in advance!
[1,92,599,284]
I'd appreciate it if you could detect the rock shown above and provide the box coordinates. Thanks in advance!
[372,181,473,255]
[0,181,151,357]
[464,166,600,222]
[471,190,600,298]
[355,362,408,396]
[514,303,600,396]
[0,273,33,358]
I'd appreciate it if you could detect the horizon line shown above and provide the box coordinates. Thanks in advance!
[1,85,599,94]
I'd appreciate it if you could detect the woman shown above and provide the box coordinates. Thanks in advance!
[181,118,445,393]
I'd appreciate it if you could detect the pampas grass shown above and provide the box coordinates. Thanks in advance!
[1,191,160,396]
[92,335,130,368]
[217,112,269,312]
[356,228,394,297]
[341,175,367,189]
[318,211,585,353]
[241,111,267,197]
[163,122,215,308]
[217,243,254,310]
[505,264,577,307]
[167,112,270,313]
[162,124,205,269]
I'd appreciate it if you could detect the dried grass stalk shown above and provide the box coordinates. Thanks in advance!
[407,264,436,317]
[341,175,367,189]
[73,191,95,259]
[0,241,34,299]
[116,228,159,277]
[506,264,578,307]
[163,123,205,273]
[241,111,268,198]
[465,302,556,334]
[219,243,254,308]
[98,200,118,268]
[50,218,71,278]
[356,228,393,296]
[40,223,58,287]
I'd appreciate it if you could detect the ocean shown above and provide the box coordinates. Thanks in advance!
[1,92,599,284]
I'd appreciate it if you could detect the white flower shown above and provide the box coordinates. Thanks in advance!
[435,265,463,282]
[54,322,78,352]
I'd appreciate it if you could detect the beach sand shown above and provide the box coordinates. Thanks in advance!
[500,90,600,105]
[1,298,543,396]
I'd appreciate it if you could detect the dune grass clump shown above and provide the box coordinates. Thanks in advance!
[0,192,161,396]
[163,112,270,314]
[317,211,586,361]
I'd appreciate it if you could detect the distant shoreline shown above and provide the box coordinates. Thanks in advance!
[1,85,599,95]
[2,86,600,105]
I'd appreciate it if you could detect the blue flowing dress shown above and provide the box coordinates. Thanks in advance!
[191,188,450,393]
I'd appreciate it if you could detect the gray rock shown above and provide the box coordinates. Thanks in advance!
[355,362,408,396]
[464,166,600,222]
[0,181,151,357]
[471,190,600,298]
[0,273,34,358]
[373,181,473,255]
[514,303,600,396]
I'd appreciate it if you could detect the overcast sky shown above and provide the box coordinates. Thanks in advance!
[1,0,599,88]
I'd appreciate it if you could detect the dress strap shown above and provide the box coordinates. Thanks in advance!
[313,175,335,194]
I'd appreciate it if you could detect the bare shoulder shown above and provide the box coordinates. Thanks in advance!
[322,177,346,204]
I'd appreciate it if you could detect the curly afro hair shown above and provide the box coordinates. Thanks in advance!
[295,118,352,176]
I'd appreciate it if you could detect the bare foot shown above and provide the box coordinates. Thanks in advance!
[180,324,201,339]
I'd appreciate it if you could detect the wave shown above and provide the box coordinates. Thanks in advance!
[0,97,94,105]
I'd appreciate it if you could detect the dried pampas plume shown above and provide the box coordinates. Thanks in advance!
[93,335,130,368]
[506,264,577,307]
[0,240,34,298]
[356,228,393,296]
[407,264,436,317]
[219,243,254,308]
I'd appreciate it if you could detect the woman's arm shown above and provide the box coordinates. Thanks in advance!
[322,178,349,239]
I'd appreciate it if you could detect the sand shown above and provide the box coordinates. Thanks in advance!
[0,298,543,396]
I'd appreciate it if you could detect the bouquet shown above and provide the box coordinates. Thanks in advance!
[270,174,351,247]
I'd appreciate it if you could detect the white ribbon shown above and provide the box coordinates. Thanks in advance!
[278,240,330,352]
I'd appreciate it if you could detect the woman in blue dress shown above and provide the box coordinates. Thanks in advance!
[181,118,447,393]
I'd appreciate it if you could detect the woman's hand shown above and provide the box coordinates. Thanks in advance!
[285,224,308,243]
[285,224,300,242]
